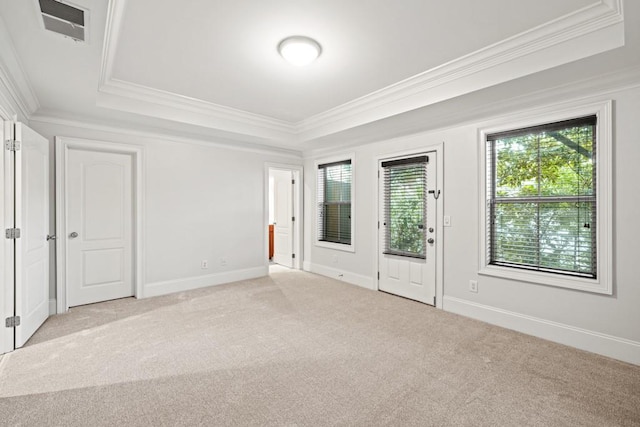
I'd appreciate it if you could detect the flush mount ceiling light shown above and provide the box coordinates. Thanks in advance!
[278,36,322,66]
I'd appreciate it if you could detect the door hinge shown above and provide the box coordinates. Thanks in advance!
[377,271,380,280]
[292,179,295,185]
[377,221,380,229]
[5,139,20,151]
[5,316,20,327]
[292,216,295,222]
[5,228,20,239]
[433,296,436,306]
[292,253,295,259]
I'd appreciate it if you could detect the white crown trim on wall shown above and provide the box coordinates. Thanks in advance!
[98,0,624,144]
[0,16,40,119]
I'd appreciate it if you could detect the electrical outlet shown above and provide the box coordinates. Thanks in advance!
[220,257,228,267]
[201,260,208,269]
[469,280,478,293]
[444,216,451,227]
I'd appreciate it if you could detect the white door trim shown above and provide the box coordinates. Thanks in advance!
[264,163,303,270]
[1,120,15,354]
[55,137,145,313]
[373,143,444,308]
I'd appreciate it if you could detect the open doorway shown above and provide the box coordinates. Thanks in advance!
[265,164,302,271]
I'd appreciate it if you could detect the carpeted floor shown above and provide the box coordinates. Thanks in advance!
[0,266,639,426]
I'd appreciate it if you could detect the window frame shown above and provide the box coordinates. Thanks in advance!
[478,100,612,294]
[315,153,356,253]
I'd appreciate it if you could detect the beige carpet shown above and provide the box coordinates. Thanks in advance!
[0,266,639,426]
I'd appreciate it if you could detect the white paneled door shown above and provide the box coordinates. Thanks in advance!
[67,149,133,307]
[272,169,293,268]
[378,152,437,305]
[15,123,50,347]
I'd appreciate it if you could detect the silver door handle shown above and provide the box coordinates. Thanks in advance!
[427,238,435,244]
[69,232,78,239]
[47,235,56,241]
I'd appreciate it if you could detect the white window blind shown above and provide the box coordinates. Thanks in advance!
[317,160,352,245]
[382,156,428,259]
[486,116,597,278]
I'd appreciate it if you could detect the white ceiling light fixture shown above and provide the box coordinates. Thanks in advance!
[278,36,322,67]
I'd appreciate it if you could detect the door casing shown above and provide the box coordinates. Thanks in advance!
[1,120,15,355]
[374,143,444,308]
[264,163,303,270]
[56,137,145,313]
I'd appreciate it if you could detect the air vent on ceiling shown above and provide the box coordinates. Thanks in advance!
[38,0,86,42]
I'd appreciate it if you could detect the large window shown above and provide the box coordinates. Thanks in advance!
[317,159,352,247]
[486,115,600,280]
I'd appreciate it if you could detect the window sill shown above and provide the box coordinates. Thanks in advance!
[315,240,355,253]
[478,265,611,295]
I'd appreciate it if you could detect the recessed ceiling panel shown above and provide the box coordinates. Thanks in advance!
[111,0,595,122]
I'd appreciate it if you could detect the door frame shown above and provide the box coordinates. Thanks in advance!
[55,137,145,313]
[1,119,15,354]
[373,143,444,308]
[264,163,303,270]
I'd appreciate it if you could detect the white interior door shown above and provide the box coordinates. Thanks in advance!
[15,123,50,347]
[272,169,293,268]
[67,149,133,307]
[378,153,437,305]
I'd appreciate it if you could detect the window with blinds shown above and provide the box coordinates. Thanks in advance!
[486,116,597,278]
[382,156,428,259]
[317,160,352,245]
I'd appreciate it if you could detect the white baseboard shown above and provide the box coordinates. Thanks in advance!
[443,296,640,366]
[303,261,312,272]
[143,266,268,298]
[49,299,57,315]
[307,263,375,290]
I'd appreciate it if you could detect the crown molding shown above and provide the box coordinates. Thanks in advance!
[0,15,40,120]
[297,0,624,141]
[97,78,298,142]
[98,0,297,143]
[29,112,303,159]
[302,64,640,159]
[98,0,624,145]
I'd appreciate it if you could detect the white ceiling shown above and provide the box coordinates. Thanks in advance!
[0,0,637,152]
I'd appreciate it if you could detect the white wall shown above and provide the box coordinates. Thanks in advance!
[29,120,302,300]
[303,85,640,364]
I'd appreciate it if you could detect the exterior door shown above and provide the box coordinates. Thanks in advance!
[67,149,133,307]
[378,152,437,305]
[15,123,50,347]
[272,169,293,268]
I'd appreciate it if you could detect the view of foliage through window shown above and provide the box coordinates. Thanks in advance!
[488,117,597,277]
[383,158,427,258]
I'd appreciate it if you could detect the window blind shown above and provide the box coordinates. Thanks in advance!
[317,160,352,245]
[486,116,597,278]
[382,156,428,259]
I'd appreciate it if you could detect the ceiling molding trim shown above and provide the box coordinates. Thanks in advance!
[98,0,624,145]
[98,0,297,143]
[98,78,297,137]
[297,0,624,140]
[0,16,40,120]
[29,112,303,159]
[302,65,640,159]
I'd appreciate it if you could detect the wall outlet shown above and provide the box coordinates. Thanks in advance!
[469,280,478,293]
[444,215,451,227]
[220,257,228,267]
[201,260,208,269]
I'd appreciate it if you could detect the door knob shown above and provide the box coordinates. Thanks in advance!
[427,238,435,244]
[69,232,78,239]
[46,235,56,241]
